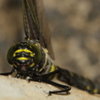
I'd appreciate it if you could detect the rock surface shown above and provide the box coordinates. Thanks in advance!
[0,75,100,100]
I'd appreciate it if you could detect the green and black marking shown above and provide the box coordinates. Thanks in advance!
[0,0,100,95]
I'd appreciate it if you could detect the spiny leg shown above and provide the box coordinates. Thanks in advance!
[31,70,71,95]
[42,79,71,95]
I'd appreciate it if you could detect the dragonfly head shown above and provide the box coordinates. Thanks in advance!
[7,41,42,74]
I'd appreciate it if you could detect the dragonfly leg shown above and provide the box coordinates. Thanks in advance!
[41,78,71,95]
[31,70,71,95]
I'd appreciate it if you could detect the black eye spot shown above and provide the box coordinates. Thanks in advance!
[16,53,21,56]
[25,53,30,57]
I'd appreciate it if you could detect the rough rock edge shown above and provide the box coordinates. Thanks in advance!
[0,75,99,100]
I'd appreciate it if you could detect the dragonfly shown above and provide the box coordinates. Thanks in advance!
[0,0,100,95]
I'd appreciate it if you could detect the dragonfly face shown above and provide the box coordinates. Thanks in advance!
[13,42,35,73]
[7,41,42,74]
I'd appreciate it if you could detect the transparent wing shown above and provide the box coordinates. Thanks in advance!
[22,0,55,59]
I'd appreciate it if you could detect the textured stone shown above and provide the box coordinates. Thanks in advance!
[0,76,99,100]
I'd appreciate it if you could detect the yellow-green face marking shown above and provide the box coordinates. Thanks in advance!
[12,48,36,70]
[13,49,35,57]
[17,57,28,61]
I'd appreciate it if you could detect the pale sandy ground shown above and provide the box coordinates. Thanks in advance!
[0,75,100,100]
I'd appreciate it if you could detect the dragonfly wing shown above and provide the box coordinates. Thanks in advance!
[35,0,55,59]
[22,0,55,59]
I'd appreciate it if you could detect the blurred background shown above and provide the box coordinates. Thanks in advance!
[0,0,100,82]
